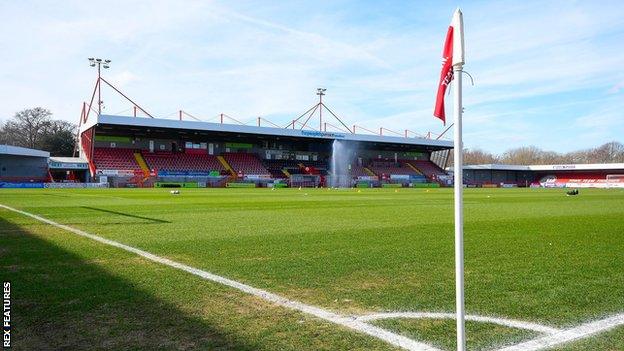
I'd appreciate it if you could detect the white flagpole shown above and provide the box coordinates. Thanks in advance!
[453,63,466,351]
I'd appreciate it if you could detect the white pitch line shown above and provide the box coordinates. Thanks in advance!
[495,313,624,351]
[357,312,560,334]
[0,204,440,351]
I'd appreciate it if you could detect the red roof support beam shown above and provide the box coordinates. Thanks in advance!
[100,77,153,118]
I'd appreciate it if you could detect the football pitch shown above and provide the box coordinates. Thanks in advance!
[1,187,623,350]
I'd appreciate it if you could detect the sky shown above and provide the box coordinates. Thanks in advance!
[0,0,623,154]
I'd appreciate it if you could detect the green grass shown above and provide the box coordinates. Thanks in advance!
[1,187,623,350]
[372,318,538,351]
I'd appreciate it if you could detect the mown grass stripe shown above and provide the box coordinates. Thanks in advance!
[0,203,440,351]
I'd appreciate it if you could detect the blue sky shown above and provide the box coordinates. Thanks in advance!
[1,0,622,153]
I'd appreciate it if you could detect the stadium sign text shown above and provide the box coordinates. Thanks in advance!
[48,162,88,169]
[300,130,346,139]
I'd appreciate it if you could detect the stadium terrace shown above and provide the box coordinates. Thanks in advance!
[75,113,454,188]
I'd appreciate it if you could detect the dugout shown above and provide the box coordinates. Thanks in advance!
[48,157,90,182]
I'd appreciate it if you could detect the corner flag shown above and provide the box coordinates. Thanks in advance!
[433,9,465,124]
[434,8,467,351]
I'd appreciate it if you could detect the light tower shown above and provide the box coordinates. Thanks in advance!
[316,88,326,131]
[88,58,111,115]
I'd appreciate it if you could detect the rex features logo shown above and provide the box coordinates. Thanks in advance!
[3,281,10,348]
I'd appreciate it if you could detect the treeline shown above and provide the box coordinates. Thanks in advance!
[0,107,77,157]
[456,142,624,165]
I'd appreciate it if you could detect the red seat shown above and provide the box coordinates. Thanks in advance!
[142,152,224,172]
[224,153,270,176]
[409,160,447,179]
[93,148,141,171]
[369,161,420,177]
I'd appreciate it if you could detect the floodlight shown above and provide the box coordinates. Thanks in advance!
[88,57,111,69]
[87,57,112,116]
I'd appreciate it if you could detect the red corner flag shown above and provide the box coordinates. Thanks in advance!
[433,28,454,124]
[434,10,464,124]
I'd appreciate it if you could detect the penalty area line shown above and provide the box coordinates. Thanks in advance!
[0,204,440,351]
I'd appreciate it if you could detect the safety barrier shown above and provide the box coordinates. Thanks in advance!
[226,182,256,188]
[44,183,109,189]
[412,183,440,188]
[154,182,200,188]
[0,182,44,188]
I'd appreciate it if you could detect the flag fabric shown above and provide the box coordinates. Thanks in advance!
[433,27,454,124]
[433,9,465,124]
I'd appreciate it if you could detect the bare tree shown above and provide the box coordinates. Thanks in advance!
[0,121,9,145]
[2,107,52,149]
[463,148,499,165]
[589,141,624,163]
[0,107,77,156]
[449,142,624,167]
[500,146,545,165]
